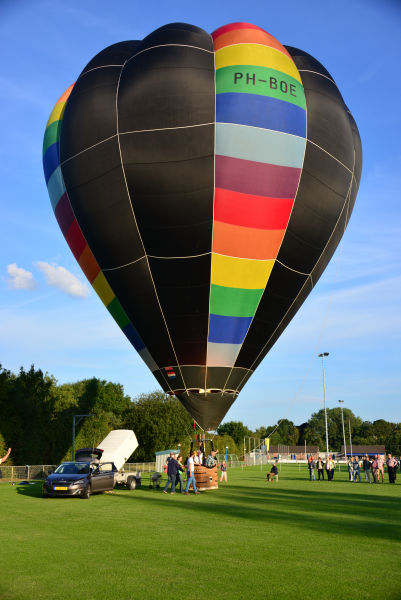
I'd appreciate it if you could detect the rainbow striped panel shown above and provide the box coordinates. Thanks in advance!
[42,87,157,373]
[207,23,307,367]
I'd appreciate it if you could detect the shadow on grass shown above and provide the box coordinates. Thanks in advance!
[114,481,401,543]
[15,482,43,498]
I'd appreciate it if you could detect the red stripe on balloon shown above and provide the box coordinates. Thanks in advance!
[215,155,301,199]
[212,22,264,39]
[54,192,75,235]
[65,219,87,261]
[214,188,294,230]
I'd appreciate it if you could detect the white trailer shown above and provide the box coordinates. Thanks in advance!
[98,429,139,490]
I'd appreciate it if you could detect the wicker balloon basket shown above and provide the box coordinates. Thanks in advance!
[193,464,218,490]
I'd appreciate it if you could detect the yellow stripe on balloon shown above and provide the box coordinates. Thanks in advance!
[215,43,301,82]
[46,101,67,128]
[92,272,115,306]
[211,253,274,289]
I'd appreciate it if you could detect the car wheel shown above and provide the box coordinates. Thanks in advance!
[81,486,90,499]
[42,487,49,498]
[127,476,136,490]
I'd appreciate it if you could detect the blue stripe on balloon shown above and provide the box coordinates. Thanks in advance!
[122,322,145,352]
[43,142,60,184]
[208,313,252,344]
[216,93,306,137]
[47,166,66,211]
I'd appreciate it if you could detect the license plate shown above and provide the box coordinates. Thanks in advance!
[54,486,68,491]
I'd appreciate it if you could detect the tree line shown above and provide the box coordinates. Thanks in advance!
[0,364,399,465]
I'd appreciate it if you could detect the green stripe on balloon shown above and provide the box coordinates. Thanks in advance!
[43,121,62,156]
[106,297,130,329]
[216,65,306,109]
[210,284,264,318]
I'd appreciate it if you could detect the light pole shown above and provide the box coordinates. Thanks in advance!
[338,400,347,459]
[318,352,330,455]
[72,414,95,460]
[349,417,353,458]
[225,446,228,464]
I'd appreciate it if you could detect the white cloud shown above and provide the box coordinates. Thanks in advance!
[7,263,37,290]
[36,261,89,298]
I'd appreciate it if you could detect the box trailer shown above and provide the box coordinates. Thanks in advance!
[97,429,139,489]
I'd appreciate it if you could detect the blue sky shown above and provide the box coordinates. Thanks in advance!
[1,0,400,430]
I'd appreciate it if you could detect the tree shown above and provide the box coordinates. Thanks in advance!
[217,421,252,447]
[123,391,194,461]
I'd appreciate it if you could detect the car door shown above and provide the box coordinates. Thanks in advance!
[95,462,115,491]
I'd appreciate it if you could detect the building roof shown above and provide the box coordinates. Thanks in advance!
[341,445,385,455]
[268,445,319,453]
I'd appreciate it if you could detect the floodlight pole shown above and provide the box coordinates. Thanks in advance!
[349,417,353,457]
[72,414,95,460]
[318,352,330,455]
[338,400,347,459]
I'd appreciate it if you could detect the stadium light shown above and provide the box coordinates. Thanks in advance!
[338,400,347,459]
[318,352,330,454]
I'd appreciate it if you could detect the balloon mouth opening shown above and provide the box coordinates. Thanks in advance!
[167,388,238,396]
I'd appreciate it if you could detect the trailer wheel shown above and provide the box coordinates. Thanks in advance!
[127,476,136,490]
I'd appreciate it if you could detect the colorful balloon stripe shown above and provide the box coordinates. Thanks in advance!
[216,67,305,109]
[43,86,156,374]
[215,156,301,198]
[208,314,253,345]
[212,221,284,260]
[216,122,306,168]
[215,45,302,82]
[208,23,307,367]
[214,189,293,230]
[210,284,263,317]
[216,93,306,136]
[213,26,292,58]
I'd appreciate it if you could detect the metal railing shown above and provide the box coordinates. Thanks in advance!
[0,462,156,482]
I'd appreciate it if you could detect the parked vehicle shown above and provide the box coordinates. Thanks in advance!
[42,458,117,499]
[43,429,139,499]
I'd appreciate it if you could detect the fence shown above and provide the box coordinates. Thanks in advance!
[0,462,156,483]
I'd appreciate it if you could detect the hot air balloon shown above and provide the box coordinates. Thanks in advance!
[42,22,362,431]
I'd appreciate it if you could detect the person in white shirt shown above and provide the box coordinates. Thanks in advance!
[184,451,200,494]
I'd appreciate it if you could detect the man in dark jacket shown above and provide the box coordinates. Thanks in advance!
[363,455,372,483]
[163,453,180,494]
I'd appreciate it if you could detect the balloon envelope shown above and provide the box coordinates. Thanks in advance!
[43,23,362,430]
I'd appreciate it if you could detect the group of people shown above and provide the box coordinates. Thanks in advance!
[308,455,336,481]
[347,454,399,484]
[163,448,227,495]
[306,453,399,484]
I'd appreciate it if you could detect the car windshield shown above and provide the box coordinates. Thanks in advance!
[54,462,89,475]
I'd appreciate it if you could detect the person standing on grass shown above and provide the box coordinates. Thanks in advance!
[348,457,354,481]
[325,455,333,481]
[376,454,385,483]
[175,455,185,493]
[184,451,200,495]
[317,457,325,480]
[220,460,228,483]
[363,455,372,483]
[363,455,370,481]
[163,453,180,494]
[308,456,316,481]
[353,457,361,482]
[386,454,397,484]
[371,456,378,483]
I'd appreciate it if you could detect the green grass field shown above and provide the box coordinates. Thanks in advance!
[1,465,400,600]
